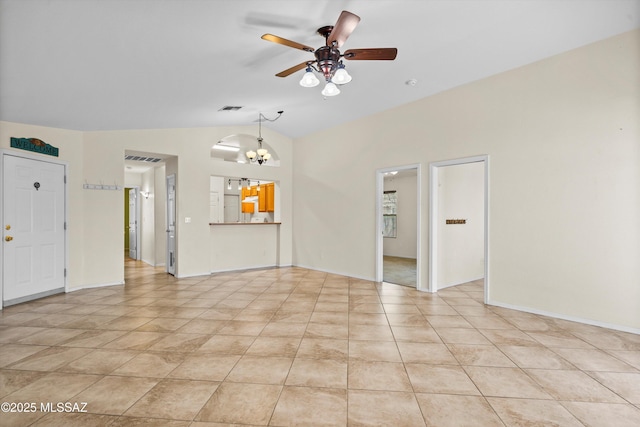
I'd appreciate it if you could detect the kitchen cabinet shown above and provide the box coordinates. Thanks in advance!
[258,184,267,212]
[266,183,275,212]
[241,201,254,213]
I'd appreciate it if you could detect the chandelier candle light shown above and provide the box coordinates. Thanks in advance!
[246,111,283,165]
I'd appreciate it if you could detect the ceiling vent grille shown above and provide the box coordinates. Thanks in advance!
[219,106,243,111]
[124,155,162,163]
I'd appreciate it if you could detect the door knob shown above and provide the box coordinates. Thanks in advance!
[5,236,13,242]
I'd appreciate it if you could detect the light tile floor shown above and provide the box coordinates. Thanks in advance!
[1,260,640,426]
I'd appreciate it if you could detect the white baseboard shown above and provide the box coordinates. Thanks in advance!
[487,299,640,335]
[293,263,375,283]
[141,259,165,268]
[439,275,485,290]
[175,271,213,279]
[66,281,124,293]
[210,264,278,274]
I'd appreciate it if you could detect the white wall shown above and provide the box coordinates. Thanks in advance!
[1,123,292,287]
[293,30,640,331]
[154,165,167,267]
[210,224,280,272]
[80,125,293,280]
[383,173,417,258]
[437,162,484,288]
[140,168,155,265]
[209,176,225,223]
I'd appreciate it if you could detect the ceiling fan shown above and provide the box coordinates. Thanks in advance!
[261,10,397,96]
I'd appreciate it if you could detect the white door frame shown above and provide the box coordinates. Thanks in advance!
[429,155,489,302]
[127,186,141,260]
[166,174,176,275]
[375,163,422,290]
[0,149,69,310]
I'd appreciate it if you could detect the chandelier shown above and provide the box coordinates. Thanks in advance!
[246,111,283,165]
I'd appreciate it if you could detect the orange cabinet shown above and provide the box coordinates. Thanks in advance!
[250,185,258,196]
[241,202,254,213]
[241,187,250,199]
[258,184,267,212]
[266,183,275,212]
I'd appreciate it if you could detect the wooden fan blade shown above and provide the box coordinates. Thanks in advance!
[327,11,360,47]
[343,48,398,60]
[275,61,310,77]
[261,34,315,52]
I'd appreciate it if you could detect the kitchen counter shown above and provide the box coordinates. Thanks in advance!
[209,222,281,225]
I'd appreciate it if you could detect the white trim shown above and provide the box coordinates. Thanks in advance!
[429,155,489,301]
[175,271,213,279]
[211,264,278,274]
[0,149,69,310]
[66,281,125,292]
[3,287,65,307]
[375,164,422,290]
[294,263,375,283]
[141,258,165,268]
[125,186,142,261]
[438,275,485,290]
[488,299,640,336]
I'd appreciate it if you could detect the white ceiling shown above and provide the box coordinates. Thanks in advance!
[1,0,638,139]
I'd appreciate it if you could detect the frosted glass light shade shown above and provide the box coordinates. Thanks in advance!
[333,67,352,84]
[246,150,257,159]
[321,81,340,96]
[300,71,320,87]
[257,148,268,157]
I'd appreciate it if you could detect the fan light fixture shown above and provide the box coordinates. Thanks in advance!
[262,11,397,98]
[246,111,283,165]
[299,59,351,97]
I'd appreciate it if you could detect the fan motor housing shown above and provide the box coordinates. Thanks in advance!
[315,45,341,81]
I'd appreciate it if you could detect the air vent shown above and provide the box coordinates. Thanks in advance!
[219,106,243,111]
[124,155,162,163]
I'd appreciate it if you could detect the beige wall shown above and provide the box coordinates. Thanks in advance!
[1,122,293,289]
[293,29,640,331]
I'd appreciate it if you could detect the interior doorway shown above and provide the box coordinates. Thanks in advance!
[166,174,176,275]
[124,187,141,260]
[429,155,489,301]
[376,164,421,289]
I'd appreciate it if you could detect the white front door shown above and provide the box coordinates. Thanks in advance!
[2,154,66,305]
[128,189,138,259]
[166,174,176,275]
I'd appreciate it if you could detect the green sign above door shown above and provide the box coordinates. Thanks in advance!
[10,137,59,157]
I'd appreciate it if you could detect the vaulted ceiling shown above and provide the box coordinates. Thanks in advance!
[1,0,638,138]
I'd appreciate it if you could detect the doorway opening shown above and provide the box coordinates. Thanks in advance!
[429,155,489,302]
[124,187,141,260]
[376,164,421,289]
[166,173,176,276]
[123,150,171,280]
